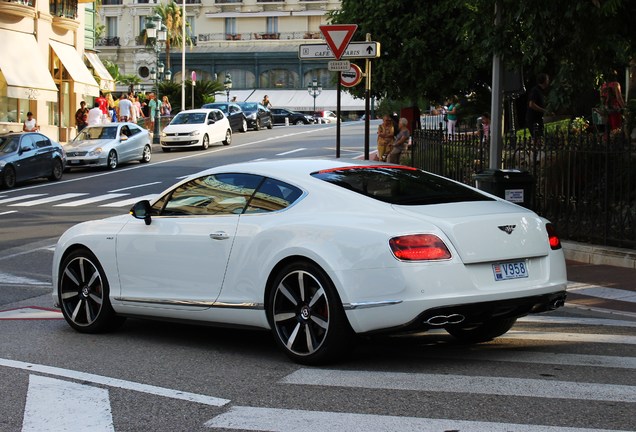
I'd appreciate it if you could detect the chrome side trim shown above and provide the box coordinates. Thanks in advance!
[343,300,403,310]
[114,297,264,310]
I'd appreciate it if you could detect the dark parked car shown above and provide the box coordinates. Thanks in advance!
[202,102,248,133]
[236,102,273,130]
[270,108,315,125]
[0,132,66,188]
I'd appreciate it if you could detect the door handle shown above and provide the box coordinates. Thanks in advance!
[209,231,229,240]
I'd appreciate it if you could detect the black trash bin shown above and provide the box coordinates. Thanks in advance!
[474,169,534,209]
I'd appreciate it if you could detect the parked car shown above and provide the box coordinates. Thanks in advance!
[160,109,232,152]
[236,102,273,130]
[270,108,315,125]
[65,123,151,170]
[52,159,567,365]
[0,132,66,188]
[314,110,339,124]
[201,102,248,133]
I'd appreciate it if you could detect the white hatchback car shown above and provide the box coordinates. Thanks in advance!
[160,108,232,152]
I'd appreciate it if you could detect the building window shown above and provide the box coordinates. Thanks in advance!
[106,16,118,38]
[225,18,236,35]
[266,17,278,34]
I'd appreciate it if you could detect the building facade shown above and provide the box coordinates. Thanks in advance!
[0,0,114,141]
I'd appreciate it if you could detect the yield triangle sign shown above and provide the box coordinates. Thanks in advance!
[320,24,358,60]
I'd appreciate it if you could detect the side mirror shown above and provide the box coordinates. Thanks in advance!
[208,119,215,124]
[130,200,152,225]
[120,134,128,141]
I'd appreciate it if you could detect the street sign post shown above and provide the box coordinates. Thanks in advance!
[298,42,380,60]
[319,24,357,60]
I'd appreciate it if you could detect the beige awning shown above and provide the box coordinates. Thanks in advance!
[0,29,58,102]
[50,40,99,97]
[85,52,115,92]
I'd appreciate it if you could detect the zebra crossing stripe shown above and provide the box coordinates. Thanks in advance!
[503,331,636,345]
[0,194,46,204]
[281,369,636,403]
[99,194,160,207]
[22,375,114,432]
[54,193,130,207]
[8,193,88,207]
[205,406,624,432]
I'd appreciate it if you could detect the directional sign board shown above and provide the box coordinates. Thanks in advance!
[340,64,363,87]
[299,42,381,60]
[319,24,357,60]
[328,60,351,72]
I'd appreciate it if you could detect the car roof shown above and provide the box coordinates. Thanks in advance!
[177,109,218,114]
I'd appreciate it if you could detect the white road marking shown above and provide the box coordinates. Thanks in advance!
[54,193,130,207]
[0,307,62,320]
[205,406,624,432]
[0,210,18,215]
[276,148,306,156]
[0,194,46,204]
[568,282,636,303]
[0,358,230,406]
[109,181,162,192]
[0,273,48,285]
[502,330,636,345]
[99,194,159,207]
[8,193,88,207]
[22,375,114,432]
[519,315,636,328]
[281,368,636,402]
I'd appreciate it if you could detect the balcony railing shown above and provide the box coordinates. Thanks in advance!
[198,31,322,42]
[97,37,121,47]
[102,0,123,4]
[215,0,242,3]
[1,0,35,6]
[50,0,78,18]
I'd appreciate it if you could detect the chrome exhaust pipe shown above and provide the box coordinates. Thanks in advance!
[550,298,565,310]
[425,313,465,326]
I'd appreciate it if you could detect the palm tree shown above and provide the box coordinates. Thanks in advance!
[154,1,192,72]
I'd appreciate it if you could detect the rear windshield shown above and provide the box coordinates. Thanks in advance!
[311,165,493,205]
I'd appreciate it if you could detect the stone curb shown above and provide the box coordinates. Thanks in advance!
[562,240,636,269]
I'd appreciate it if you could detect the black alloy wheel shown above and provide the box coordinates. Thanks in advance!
[267,261,352,364]
[2,165,16,188]
[48,158,64,181]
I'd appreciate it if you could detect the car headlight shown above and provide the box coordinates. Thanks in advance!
[89,148,103,156]
[189,130,201,137]
[247,113,257,120]
[161,132,167,137]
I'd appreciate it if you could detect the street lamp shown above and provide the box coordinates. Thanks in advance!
[307,77,322,115]
[146,15,171,144]
[224,73,232,102]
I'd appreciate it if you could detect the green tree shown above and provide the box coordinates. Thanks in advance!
[332,0,636,114]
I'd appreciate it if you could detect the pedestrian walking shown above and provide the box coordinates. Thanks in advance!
[377,114,394,161]
[75,101,89,132]
[387,118,410,164]
[525,73,550,138]
[87,102,103,126]
[600,70,625,131]
[116,93,133,123]
[22,112,39,132]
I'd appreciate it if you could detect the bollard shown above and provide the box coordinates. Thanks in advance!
[285,117,289,126]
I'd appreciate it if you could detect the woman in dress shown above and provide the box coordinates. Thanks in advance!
[161,96,172,117]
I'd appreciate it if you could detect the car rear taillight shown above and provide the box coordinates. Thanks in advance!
[546,223,561,250]
[389,234,451,261]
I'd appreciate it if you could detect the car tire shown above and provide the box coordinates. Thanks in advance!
[201,134,209,150]
[48,158,64,181]
[254,118,261,131]
[140,145,152,163]
[2,165,16,188]
[240,118,248,133]
[445,317,517,343]
[58,248,126,333]
[267,260,353,365]
[223,129,232,146]
[267,117,273,129]
[107,150,118,170]
[295,120,304,125]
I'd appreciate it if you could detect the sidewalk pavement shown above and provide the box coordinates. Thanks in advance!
[563,241,636,316]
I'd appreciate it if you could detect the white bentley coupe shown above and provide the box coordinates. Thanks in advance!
[52,159,567,364]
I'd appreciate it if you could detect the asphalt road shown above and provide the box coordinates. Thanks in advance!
[1,121,635,432]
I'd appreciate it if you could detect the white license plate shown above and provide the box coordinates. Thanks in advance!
[69,160,81,164]
[492,261,528,281]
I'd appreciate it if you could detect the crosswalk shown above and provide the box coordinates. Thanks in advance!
[4,316,634,432]
[0,191,161,210]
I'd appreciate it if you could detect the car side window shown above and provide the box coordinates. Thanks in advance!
[33,134,50,149]
[245,178,303,214]
[152,173,263,217]
[216,111,224,121]
[128,125,141,136]
[20,135,36,152]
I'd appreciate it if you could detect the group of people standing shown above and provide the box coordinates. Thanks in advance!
[376,113,410,163]
[75,91,172,132]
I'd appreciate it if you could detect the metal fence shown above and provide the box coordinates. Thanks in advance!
[410,123,636,249]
